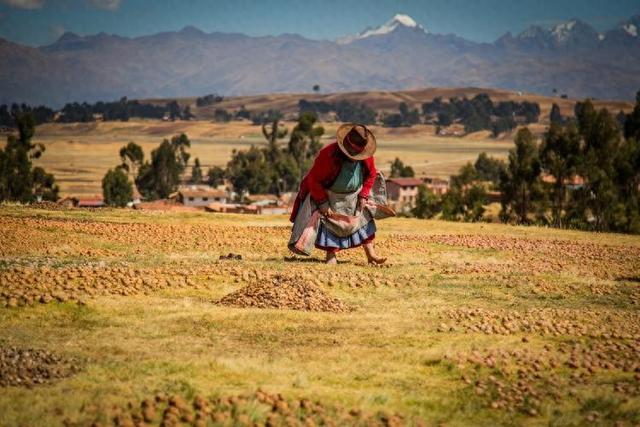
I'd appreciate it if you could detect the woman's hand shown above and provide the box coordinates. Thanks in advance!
[356,196,367,214]
[319,204,335,218]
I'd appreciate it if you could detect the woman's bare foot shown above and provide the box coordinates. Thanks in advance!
[363,243,386,265]
[325,251,338,265]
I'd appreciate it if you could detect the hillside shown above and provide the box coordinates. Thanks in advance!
[0,205,639,426]
[1,14,640,106]
[161,87,635,121]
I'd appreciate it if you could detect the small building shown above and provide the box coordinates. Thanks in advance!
[77,197,105,208]
[423,177,449,196]
[540,174,585,191]
[386,177,424,211]
[246,194,281,207]
[178,187,227,207]
[205,203,259,214]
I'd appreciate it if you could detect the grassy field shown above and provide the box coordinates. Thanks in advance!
[6,86,631,198]
[25,120,513,197]
[1,205,639,426]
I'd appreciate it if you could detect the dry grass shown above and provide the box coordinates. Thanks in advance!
[0,205,639,426]
[19,120,513,197]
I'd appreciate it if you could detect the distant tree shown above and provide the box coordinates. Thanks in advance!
[491,116,516,137]
[313,84,320,93]
[31,166,59,201]
[0,113,58,203]
[213,108,232,122]
[166,101,182,120]
[574,100,621,231]
[263,118,288,160]
[235,105,251,120]
[226,146,273,195]
[437,111,453,127]
[102,167,132,207]
[389,158,415,178]
[540,123,581,227]
[382,113,403,128]
[624,90,640,141]
[136,133,191,199]
[251,109,283,125]
[207,166,226,188]
[288,112,324,172]
[334,101,377,124]
[412,185,440,219]
[399,102,421,126]
[119,142,144,177]
[474,152,506,185]
[550,103,563,125]
[499,128,542,224]
[191,157,203,183]
[441,163,487,222]
[196,94,224,107]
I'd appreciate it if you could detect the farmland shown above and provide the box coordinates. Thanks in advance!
[1,205,639,426]
[9,86,634,198]
[26,120,513,197]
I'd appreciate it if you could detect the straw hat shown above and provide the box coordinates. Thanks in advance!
[336,123,377,161]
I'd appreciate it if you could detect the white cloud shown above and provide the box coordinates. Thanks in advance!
[49,23,66,38]
[0,0,45,9]
[88,0,121,10]
[0,0,122,10]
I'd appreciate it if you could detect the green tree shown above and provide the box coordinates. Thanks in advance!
[549,103,563,125]
[539,123,581,227]
[207,166,225,188]
[474,152,506,185]
[0,113,57,203]
[226,146,273,196]
[102,167,133,207]
[412,185,440,219]
[624,90,640,141]
[32,167,59,201]
[288,112,324,172]
[441,163,487,222]
[119,142,144,177]
[136,133,191,200]
[191,157,203,183]
[389,158,415,178]
[500,128,542,224]
[574,101,621,231]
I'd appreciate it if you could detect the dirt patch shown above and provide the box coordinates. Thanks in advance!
[0,346,81,388]
[98,389,406,427]
[452,339,640,419]
[217,274,350,312]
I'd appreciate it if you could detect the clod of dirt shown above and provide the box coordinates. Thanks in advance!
[217,274,350,313]
[0,346,80,387]
[219,253,242,260]
[97,389,408,426]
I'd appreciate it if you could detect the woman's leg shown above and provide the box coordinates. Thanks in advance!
[325,248,338,264]
[363,240,386,265]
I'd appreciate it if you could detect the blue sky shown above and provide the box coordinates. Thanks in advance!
[1,0,639,46]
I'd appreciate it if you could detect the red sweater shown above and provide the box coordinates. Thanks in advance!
[289,142,377,222]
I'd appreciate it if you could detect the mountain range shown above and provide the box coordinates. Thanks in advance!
[1,13,639,107]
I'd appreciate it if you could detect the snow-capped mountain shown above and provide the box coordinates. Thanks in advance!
[498,19,600,50]
[2,13,640,106]
[336,14,428,44]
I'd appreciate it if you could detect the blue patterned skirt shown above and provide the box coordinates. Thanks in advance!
[315,220,376,251]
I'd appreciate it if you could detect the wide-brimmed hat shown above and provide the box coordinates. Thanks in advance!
[336,123,377,161]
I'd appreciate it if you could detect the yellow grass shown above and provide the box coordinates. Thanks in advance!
[0,205,639,426]
[22,120,513,197]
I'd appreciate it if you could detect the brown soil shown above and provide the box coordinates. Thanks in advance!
[97,389,406,427]
[217,274,350,313]
[0,346,80,388]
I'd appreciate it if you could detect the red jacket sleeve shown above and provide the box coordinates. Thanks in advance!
[306,148,330,205]
[359,156,377,199]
